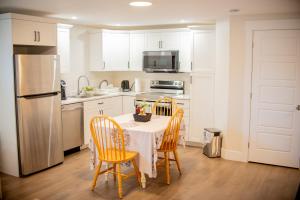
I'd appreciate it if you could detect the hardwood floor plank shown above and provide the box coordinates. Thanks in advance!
[1,147,299,200]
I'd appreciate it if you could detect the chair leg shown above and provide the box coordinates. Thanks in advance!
[173,150,182,175]
[116,163,123,198]
[113,163,117,182]
[164,152,170,185]
[91,161,102,191]
[131,158,141,186]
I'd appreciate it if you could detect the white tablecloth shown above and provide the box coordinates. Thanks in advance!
[89,114,185,178]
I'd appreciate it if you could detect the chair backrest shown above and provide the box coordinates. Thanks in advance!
[160,108,184,151]
[90,115,126,161]
[152,97,178,116]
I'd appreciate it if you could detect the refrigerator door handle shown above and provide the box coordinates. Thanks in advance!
[22,92,60,99]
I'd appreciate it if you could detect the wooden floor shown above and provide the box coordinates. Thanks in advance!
[1,147,300,200]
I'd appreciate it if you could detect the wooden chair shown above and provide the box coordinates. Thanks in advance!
[157,108,184,184]
[89,115,141,198]
[152,97,178,116]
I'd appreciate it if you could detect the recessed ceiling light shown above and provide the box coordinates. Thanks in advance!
[71,16,78,20]
[115,24,121,26]
[129,1,152,7]
[180,19,186,23]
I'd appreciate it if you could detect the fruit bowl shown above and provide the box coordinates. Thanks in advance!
[133,113,152,122]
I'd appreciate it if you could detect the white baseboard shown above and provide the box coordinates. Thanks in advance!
[221,148,247,162]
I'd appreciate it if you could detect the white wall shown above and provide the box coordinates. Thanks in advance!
[214,19,230,149]
[224,13,300,161]
[0,19,20,176]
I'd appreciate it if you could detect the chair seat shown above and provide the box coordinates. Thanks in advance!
[99,149,138,163]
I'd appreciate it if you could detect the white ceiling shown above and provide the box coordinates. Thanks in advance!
[0,0,299,26]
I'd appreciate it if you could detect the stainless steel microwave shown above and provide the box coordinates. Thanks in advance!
[143,51,179,73]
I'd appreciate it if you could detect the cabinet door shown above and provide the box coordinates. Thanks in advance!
[130,32,145,71]
[83,101,99,145]
[88,32,104,71]
[161,31,181,50]
[12,19,56,46]
[103,31,130,70]
[102,96,123,117]
[145,32,161,51]
[192,30,216,71]
[36,22,57,46]
[179,31,193,72]
[122,96,136,114]
[57,27,70,73]
[189,73,214,143]
[12,19,36,45]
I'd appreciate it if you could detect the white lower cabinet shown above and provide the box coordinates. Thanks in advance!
[189,72,215,144]
[83,96,122,146]
[122,96,136,114]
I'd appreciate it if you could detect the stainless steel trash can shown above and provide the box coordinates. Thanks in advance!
[203,128,222,158]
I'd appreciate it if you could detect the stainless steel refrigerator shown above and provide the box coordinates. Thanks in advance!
[15,54,64,176]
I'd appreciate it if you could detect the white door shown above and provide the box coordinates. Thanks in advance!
[249,30,300,168]
[103,31,130,70]
[129,32,145,71]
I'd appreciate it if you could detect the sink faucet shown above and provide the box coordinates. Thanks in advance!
[77,75,90,95]
[99,80,108,89]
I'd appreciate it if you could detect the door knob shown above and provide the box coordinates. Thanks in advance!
[297,105,300,111]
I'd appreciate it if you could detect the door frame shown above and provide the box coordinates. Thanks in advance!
[242,19,300,162]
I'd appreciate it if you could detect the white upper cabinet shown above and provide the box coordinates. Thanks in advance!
[103,30,130,71]
[129,32,145,71]
[12,19,56,46]
[57,24,72,73]
[160,31,181,50]
[192,30,216,72]
[88,31,104,71]
[145,32,161,51]
[145,30,181,51]
[179,31,193,72]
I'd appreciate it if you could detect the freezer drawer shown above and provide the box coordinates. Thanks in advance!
[17,93,63,175]
[15,54,60,96]
[62,103,84,151]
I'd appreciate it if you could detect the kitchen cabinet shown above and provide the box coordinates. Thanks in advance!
[122,96,136,114]
[129,32,145,71]
[88,31,105,71]
[103,30,130,71]
[83,96,123,145]
[179,31,193,72]
[189,73,214,143]
[192,30,216,71]
[57,24,72,73]
[12,19,56,46]
[145,30,181,51]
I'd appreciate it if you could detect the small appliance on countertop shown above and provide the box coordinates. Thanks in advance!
[121,80,130,92]
[61,80,67,100]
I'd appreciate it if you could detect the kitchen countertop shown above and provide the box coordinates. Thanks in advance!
[61,92,190,105]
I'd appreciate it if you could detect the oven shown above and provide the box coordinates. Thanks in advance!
[143,51,179,73]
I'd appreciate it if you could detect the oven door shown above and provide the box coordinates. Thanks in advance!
[143,51,179,73]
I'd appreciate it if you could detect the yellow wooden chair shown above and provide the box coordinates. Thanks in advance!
[157,108,184,184]
[90,115,141,198]
[152,97,178,116]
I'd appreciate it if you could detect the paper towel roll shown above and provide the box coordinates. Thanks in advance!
[134,78,142,92]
